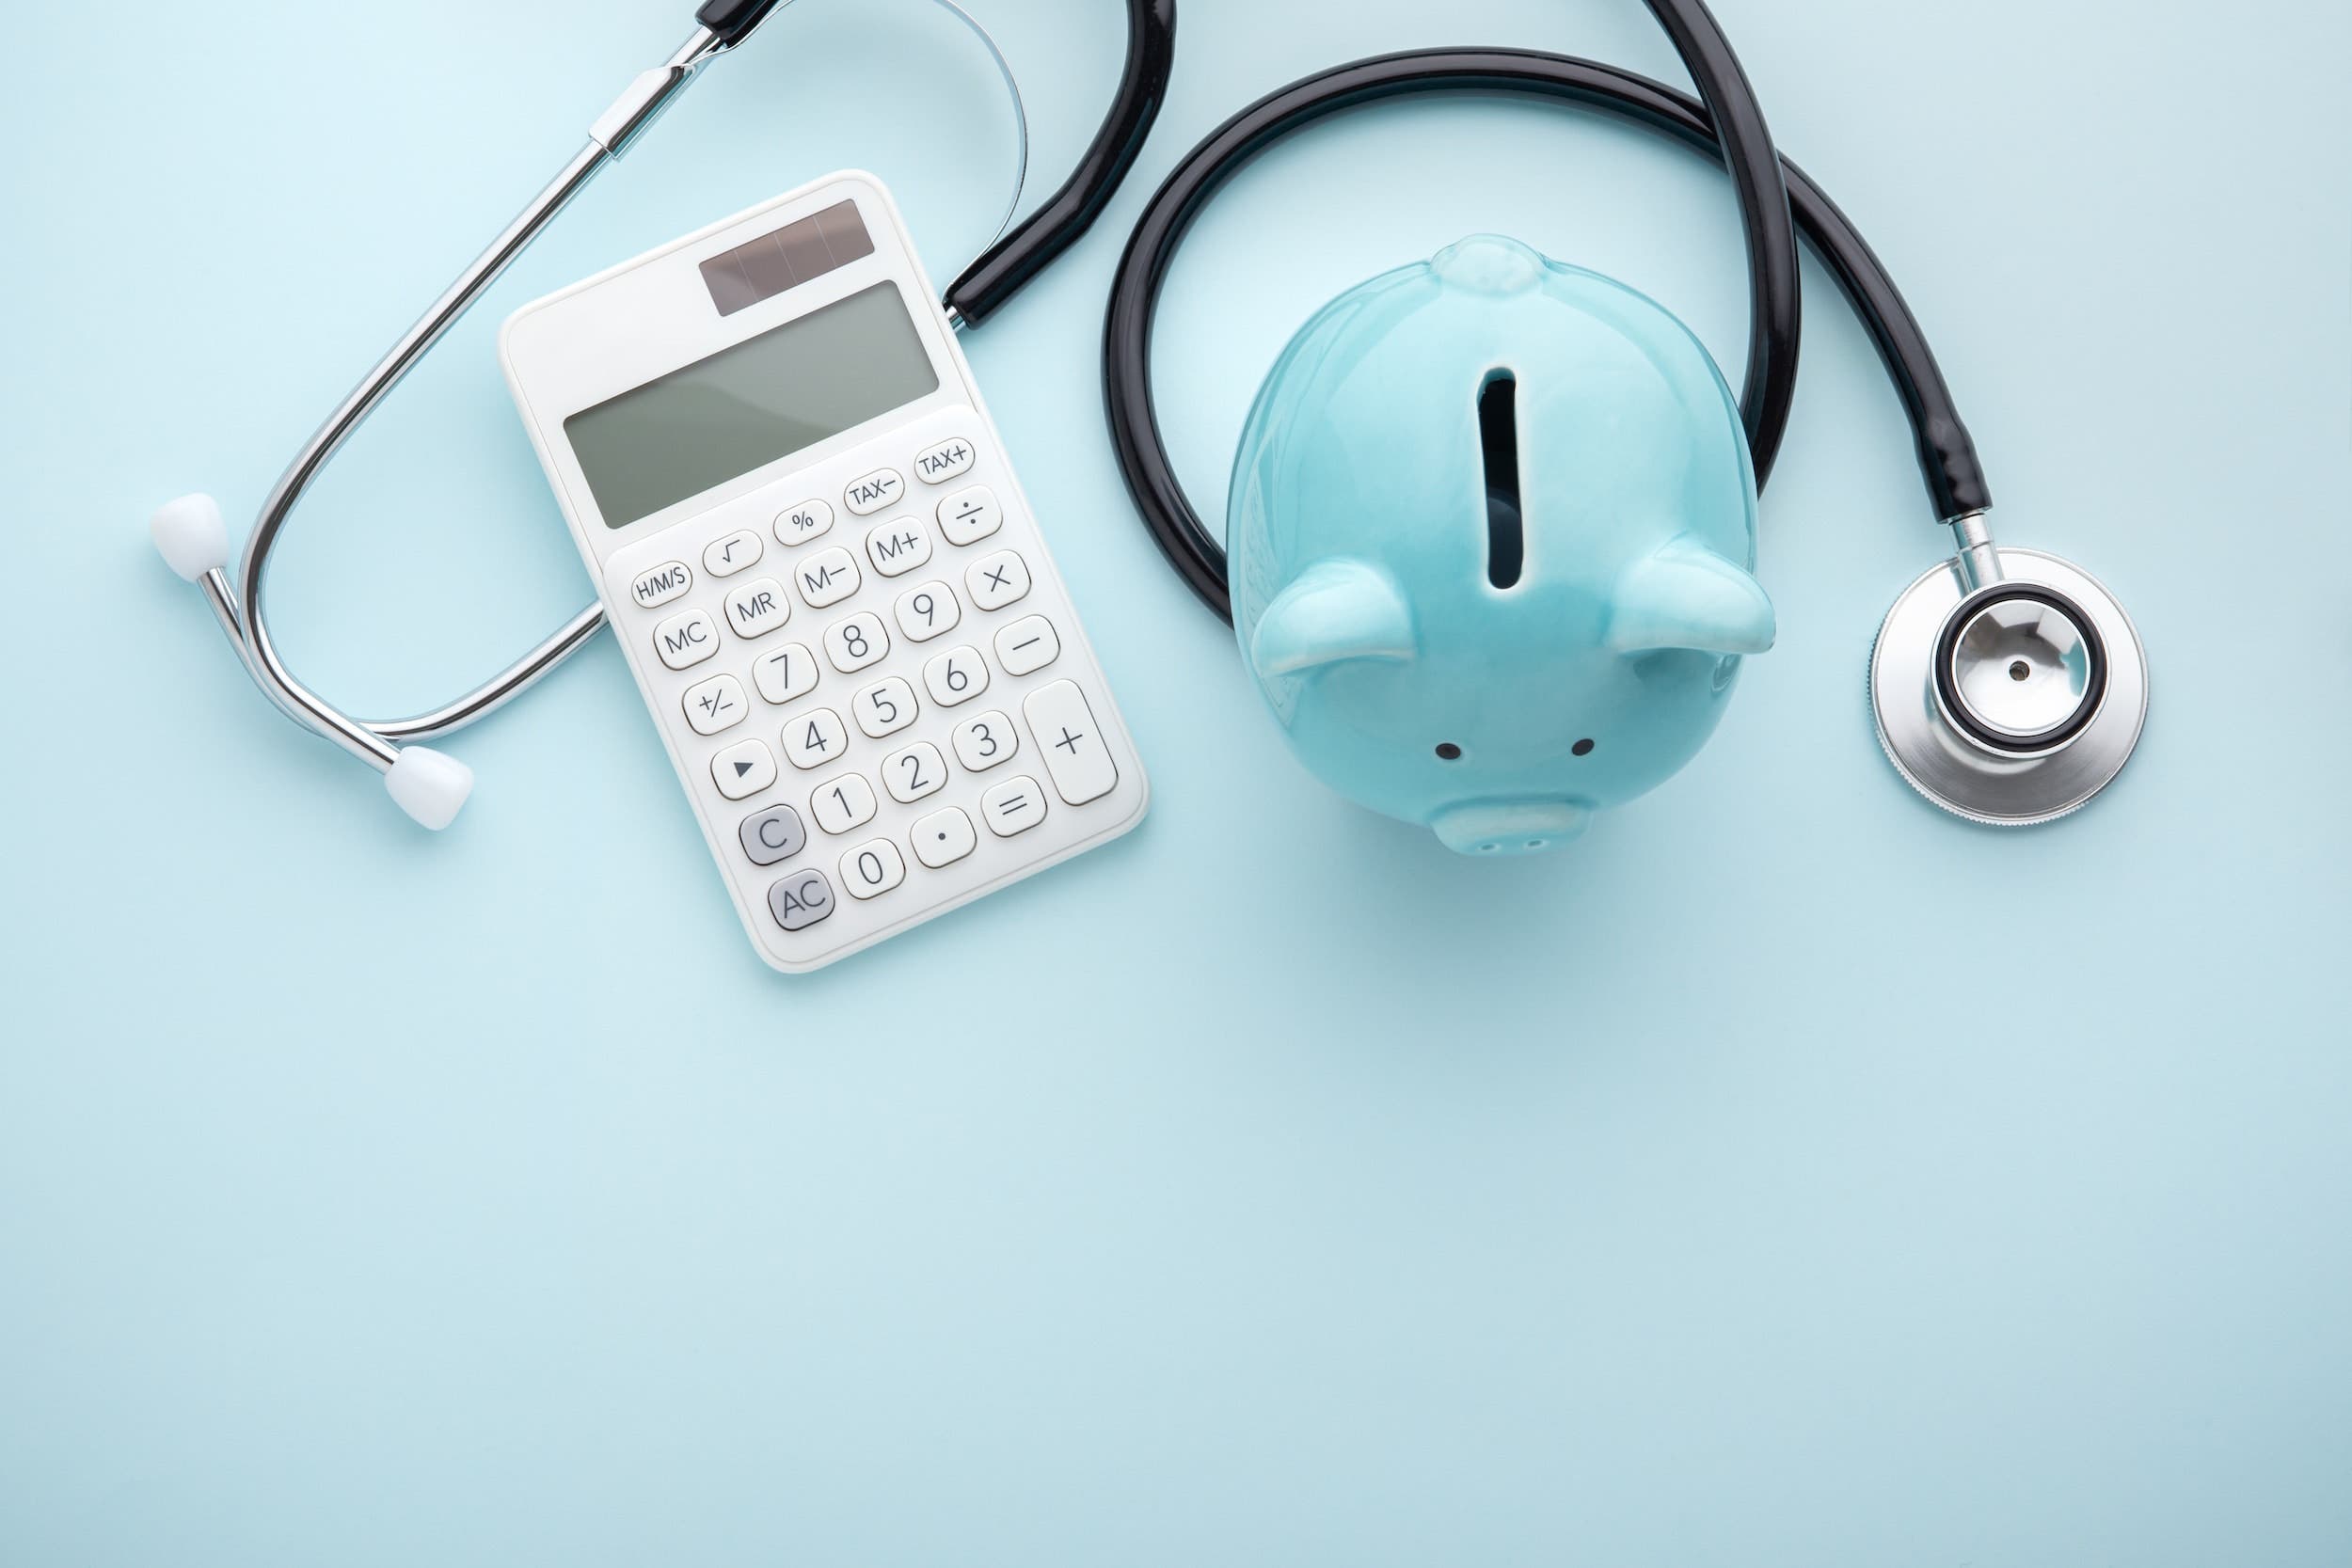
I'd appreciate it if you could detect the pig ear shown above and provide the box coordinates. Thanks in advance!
[1606,538,1776,656]
[1250,559,1417,675]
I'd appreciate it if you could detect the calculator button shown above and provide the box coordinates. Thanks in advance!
[749,642,819,706]
[769,868,835,931]
[774,498,834,546]
[722,577,790,640]
[628,561,692,610]
[810,772,879,835]
[950,710,1020,772]
[893,580,961,643]
[824,611,890,673]
[852,675,918,739]
[681,673,749,736]
[882,742,948,804]
[982,775,1048,837]
[793,546,861,608]
[1024,679,1119,805]
[712,738,777,800]
[967,549,1031,612]
[653,608,720,671]
[783,707,850,770]
[703,529,763,578]
[911,806,977,868]
[840,838,907,900]
[864,519,933,578]
[923,645,991,707]
[739,803,806,867]
[993,615,1060,675]
[844,468,904,515]
[937,484,1002,546]
[914,437,977,484]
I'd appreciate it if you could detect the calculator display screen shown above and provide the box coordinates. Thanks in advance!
[564,282,940,529]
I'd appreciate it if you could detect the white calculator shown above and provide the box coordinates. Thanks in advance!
[500,173,1148,972]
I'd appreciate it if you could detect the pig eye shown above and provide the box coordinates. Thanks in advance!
[1573,738,1596,756]
[1435,743,1463,761]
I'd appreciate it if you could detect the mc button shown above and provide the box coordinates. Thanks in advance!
[653,607,720,671]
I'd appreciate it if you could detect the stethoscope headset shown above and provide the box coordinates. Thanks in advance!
[151,0,2145,832]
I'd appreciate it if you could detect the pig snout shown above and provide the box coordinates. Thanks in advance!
[1431,800,1592,857]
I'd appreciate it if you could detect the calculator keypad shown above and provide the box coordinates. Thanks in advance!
[603,406,1146,972]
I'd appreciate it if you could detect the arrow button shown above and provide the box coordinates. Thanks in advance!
[711,738,777,800]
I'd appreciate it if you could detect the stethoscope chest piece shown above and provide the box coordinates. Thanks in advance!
[1871,539,2147,826]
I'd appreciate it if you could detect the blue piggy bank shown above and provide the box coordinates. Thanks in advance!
[1229,235,1776,855]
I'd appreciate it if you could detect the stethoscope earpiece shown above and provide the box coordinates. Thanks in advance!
[1871,515,2147,826]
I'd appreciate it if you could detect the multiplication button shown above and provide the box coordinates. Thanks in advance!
[967,549,1030,612]
[1023,679,1118,805]
[914,437,976,484]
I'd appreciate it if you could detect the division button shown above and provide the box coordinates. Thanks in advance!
[936,484,1002,546]
[769,868,835,931]
[1023,679,1118,805]
[981,775,1048,837]
[912,806,977,868]
[739,803,806,867]
[712,737,778,800]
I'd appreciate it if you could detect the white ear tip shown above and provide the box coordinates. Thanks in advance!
[384,746,473,830]
[151,494,231,581]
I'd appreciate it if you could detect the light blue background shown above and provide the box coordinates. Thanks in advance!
[4,0,2348,1561]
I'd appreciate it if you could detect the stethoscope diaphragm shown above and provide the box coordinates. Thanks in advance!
[1872,546,2147,826]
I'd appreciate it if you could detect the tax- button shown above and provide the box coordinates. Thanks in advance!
[723,577,789,639]
[712,738,777,800]
[769,869,834,931]
[844,467,904,515]
[914,437,976,484]
[1023,679,1118,805]
[628,560,691,610]
[653,607,720,671]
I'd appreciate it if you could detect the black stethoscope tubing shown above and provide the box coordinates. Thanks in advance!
[1091,23,1993,621]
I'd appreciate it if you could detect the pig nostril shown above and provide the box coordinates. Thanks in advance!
[1436,743,1462,761]
[1525,839,1543,849]
[1572,738,1596,757]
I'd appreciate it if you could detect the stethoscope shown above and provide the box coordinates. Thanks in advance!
[151,0,2145,832]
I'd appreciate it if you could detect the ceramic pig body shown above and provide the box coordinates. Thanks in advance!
[1228,235,1774,855]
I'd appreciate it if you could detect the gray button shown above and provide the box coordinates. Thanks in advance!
[739,804,806,867]
[768,869,834,931]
